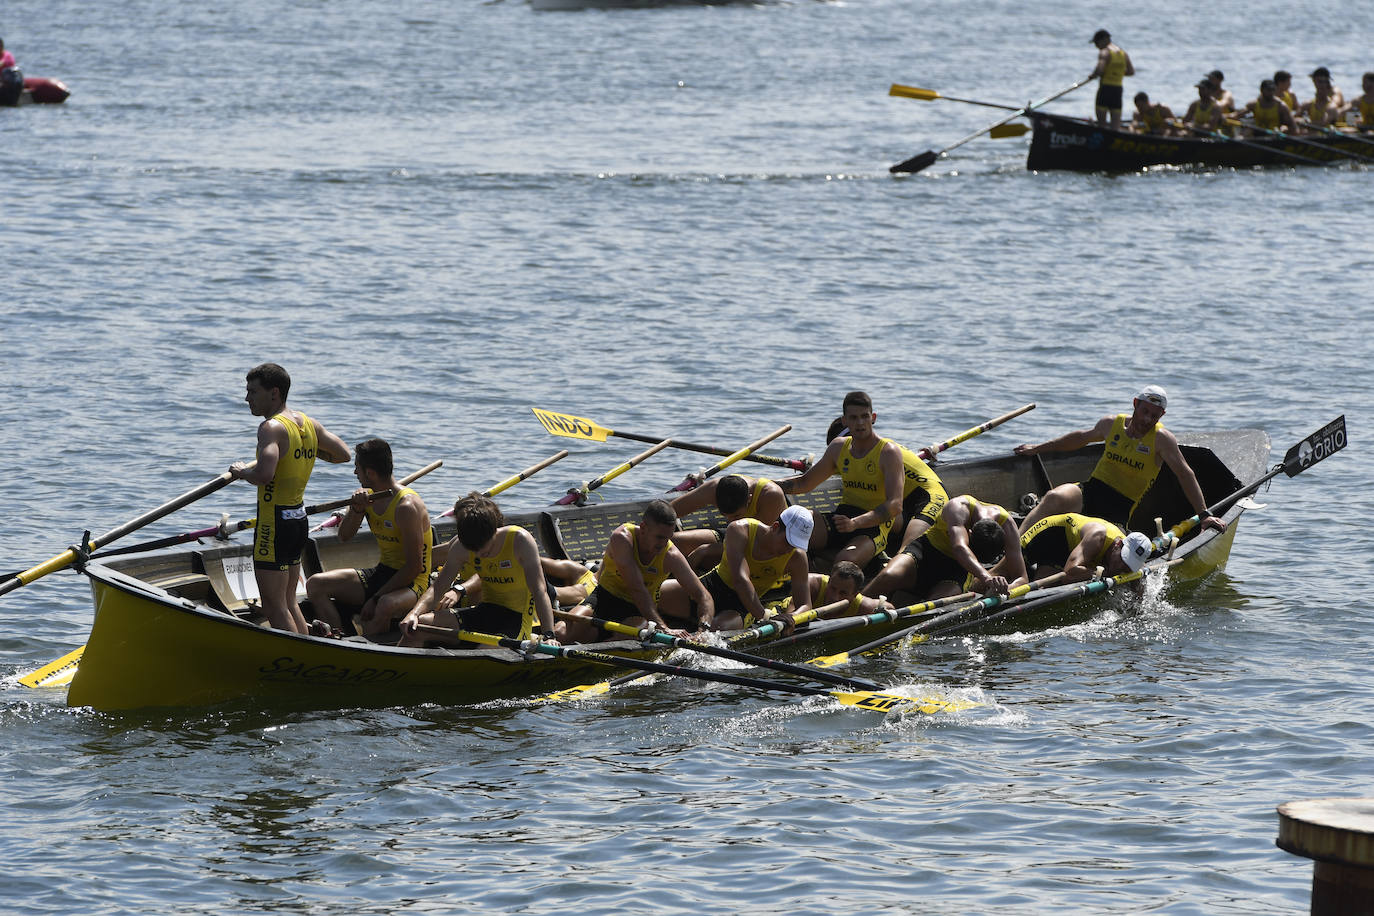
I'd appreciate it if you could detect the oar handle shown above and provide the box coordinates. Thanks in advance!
[669,424,794,492]
[918,403,1035,461]
[556,439,674,506]
[313,460,445,530]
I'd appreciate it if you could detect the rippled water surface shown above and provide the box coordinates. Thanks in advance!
[3,0,1373,912]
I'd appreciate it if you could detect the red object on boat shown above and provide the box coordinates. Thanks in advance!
[23,76,70,104]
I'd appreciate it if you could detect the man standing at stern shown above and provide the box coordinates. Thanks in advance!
[1090,29,1134,130]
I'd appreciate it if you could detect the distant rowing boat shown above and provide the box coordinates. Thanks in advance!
[60,429,1269,711]
[1026,111,1373,171]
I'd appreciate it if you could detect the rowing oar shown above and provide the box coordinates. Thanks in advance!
[890,77,1089,174]
[1226,118,1374,164]
[1151,415,1347,555]
[445,629,973,715]
[926,568,1149,639]
[1298,119,1374,151]
[668,425,793,492]
[555,439,674,507]
[914,402,1035,463]
[889,83,1020,111]
[552,607,887,692]
[313,460,447,530]
[14,461,446,690]
[802,573,1070,669]
[1170,120,1330,166]
[437,451,570,518]
[0,471,234,599]
[531,407,809,471]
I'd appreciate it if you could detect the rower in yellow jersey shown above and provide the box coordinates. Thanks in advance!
[1182,80,1224,131]
[559,500,710,643]
[228,363,350,633]
[304,438,433,638]
[1089,29,1134,129]
[1342,71,1374,128]
[670,472,788,571]
[1014,385,1225,535]
[1274,71,1299,112]
[400,493,559,647]
[779,391,943,574]
[1009,512,1150,584]
[789,561,891,620]
[1236,79,1298,135]
[1131,92,1177,136]
[870,494,1026,601]
[660,506,813,632]
[1309,67,1346,111]
[1206,70,1236,115]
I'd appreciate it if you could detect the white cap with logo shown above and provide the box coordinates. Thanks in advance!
[1121,531,1152,573]
[1136,385,1168,410]
[779,505,814,550]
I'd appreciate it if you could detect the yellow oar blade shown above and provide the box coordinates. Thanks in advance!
[17,645,85,688]
[531,407,611,442]
[831,689,978,714]
[889,83,939,101]
[537,681,614,703]
[810,651,851,669]
[989,123,1030,138]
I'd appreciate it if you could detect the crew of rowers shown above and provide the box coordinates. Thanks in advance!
[1131,68,1374,138]
[231,366,1223,648]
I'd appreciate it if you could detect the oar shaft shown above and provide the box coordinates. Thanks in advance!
[669,424,794,492]
[917,403,1035,461]
[0,472,234,597]
[1177,121,1327,165]
[1299,120,1374,150]
[1229,118,1373,162]
[484,451,569,498]
[611,429,806,470]
[556,439,674,506]
[314,460,445,530]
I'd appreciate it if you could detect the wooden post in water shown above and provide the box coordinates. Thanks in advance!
[1276,798,1374,915]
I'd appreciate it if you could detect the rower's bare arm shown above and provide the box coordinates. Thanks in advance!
[336,490,368,542]
[669,480,717,519]
[1015,415,1112,455]
[757,483,788,524]
[999,518,1029,586]
[230,420,285,485]
[517,532,557,635]
[394,497,428,584]
[785,552,812,619]
[666,546,709,625]
[1124,52,1135,77]
[313,420,352,464]
[777,441,841,495]
[610,529,660,623]
[422,537,468,613]
[1158,431,1221,526]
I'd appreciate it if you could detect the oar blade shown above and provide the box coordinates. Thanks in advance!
[889,83,938,101]
[536,680,614,703]
[17,646,84,689]
[989,122,1030,138]
[890,150,939,174]
[531,407,611,442]
[809,651,851,669]
[831,689,978,715]
[1281,415,1346,477]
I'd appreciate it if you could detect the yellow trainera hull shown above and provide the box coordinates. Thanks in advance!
[68,566,651,712]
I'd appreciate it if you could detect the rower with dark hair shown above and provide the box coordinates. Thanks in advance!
[797,560,893,619]
[1274,70,1298,111]
[670,472,787,571]
[866,495,1026,600]
[1300,75,1339,130]
[1131,92,1177,135]
[1014,385,1225,535]
[557,499,708,643]
[778,391,946,575]
[1206,70,1236,114]
[400,493,559,647]
[1343,71,1374,127]
[1237,79,1298,135]
[1309,66,1346,110]
[305,437,434,638]
[1089,29,1134,130]
[1182,80,1224,131]
[228,363,351,633]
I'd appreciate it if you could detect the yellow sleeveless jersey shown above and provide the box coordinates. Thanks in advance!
[1192,99,1216,126]
[1142,105,1166,132]
[259,411,316,509]
[473,529,534,633]
[1254,100,1281,130]
[745,477,770,517]
[1102,48,1128,86]
[597,523,672,602]
[923,496,1009,559]
[1021,513,1124,565]
[1360,98,1374,124]
[366,487,434,582]
[815,574,860,615]
[715,519,795,595]
[838,437,890,510]
[1280,90,1297,109]
[1090,414,1163,503]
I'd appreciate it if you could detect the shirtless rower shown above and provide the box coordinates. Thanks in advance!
[228,363,350,633]
[659,505,813,632]
[557,500,708,644]
[869,494,1026,600]
[1182,80,1224,131]
[1014,385,1225,535]
[399,493,559,647]
[1236,79,1297,135]
[1089,29,1134,130]
[304,438,433,638]
[1206,70,1236,114]
[1011,513,1151,584]
[777,391,946,574]
[670,473,787,571]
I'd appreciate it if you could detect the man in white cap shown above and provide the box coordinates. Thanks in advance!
[659,504,813,632]
[1013,386,1225,535]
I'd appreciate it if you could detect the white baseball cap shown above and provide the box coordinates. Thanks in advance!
[780,505,813,550]
[1121,531,1152,573]
[1136,385,1168,410]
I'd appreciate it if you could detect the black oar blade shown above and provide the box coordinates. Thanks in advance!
[1281,415,1346,477]
[890,150,939,174]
